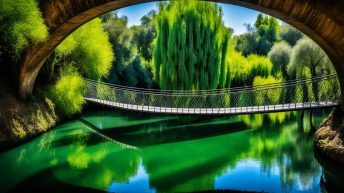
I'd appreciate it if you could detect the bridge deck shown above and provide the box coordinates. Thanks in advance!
[86,97,339,115]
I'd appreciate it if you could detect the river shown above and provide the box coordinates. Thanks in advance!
[0,109,343,193]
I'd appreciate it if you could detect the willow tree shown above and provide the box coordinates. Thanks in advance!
[287,38,333,101]
[153,0,230,90]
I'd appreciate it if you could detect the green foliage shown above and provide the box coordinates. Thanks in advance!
[96,83,113,100]
[0,0,48,60]
[280,25,303,46]
[235,25,259,57]
[286,38,335,102]
[253,76,282,105]
[44,18,113,117]
[102,12,154,88]
[287,38,333,79]
[103,12,133,64]
[132,10,157,62]
[108,56,152,88]
[235,14,280,56]
[48,67,87,117]
[268,41,292,79]
[226,50,249,87]
[56,19,114,80]
[226,48,273,87]
[153,0,231,90]
[254,13,268,29]
[131,24,156,62]
[247,54,273,83]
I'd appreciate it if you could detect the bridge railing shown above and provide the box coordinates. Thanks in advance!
[84,74,341,111]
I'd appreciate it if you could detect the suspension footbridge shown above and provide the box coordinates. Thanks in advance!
[85,74,341,115]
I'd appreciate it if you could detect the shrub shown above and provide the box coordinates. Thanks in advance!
[49,67,87,117]
[253,76,282,105]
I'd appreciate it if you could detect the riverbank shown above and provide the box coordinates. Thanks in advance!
[0,87,58,150]
[0,90,114,150]
[315,106,344,164]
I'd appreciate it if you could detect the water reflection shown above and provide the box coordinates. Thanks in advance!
[0,109,343,193]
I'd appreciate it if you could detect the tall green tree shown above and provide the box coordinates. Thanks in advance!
[235,14,280,56]
[280,24,303,46]
[102,12,135,85]
[287,38,332,79]
[132,10,157,62]
[287,38,333,101]
[254,13,268,29]
[268,41,292,79]
[154,0,231,90]
[101,12,154,88]
[235,24,259,57]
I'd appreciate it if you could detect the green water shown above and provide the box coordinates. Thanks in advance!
[1,109,344,193]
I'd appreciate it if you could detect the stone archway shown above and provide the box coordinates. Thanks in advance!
[18,0,344,99]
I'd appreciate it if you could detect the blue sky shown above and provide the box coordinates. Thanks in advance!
[117,2,261,35]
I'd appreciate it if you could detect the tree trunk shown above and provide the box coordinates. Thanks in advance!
[310,66,319,101]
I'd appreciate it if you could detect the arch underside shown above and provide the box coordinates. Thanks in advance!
[18,0,344,98]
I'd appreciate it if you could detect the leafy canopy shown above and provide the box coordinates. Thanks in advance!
[153,0,231,90]
[47,18,114,116]
[57,18,114,80]
[0,0,48,59]
[268,41,292,79]
[287,38,332,78]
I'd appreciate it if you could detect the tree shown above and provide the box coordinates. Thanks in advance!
[132,10,157,62]
[154,0,231,90]
[102,12,135,85]
[288,38,332,79]
[280,24,303,46]
[268,41,292,79]
[132,57,152,88]
[257,17,280,55]
[235,14,280,56]
[43,18,114,116]
[235,24,259,57]
[254,13,267,29]
[287,38,333,101]
[55,19,114,80]
[101,12,154,88]
[0,0,48,64]
[140,10,156,26]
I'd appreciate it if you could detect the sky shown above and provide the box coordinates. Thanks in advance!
[117,2,261,35]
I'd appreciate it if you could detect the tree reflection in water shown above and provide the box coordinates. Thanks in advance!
[0,109,342,193]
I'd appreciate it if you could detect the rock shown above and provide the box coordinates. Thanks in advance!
[315,106,344,164]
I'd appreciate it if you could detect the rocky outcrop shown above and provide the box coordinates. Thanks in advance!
[315,106,344,164]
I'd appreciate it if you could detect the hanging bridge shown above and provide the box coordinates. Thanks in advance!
[85,74,341,115]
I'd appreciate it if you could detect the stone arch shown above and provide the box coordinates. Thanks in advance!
[18,0,344,98]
